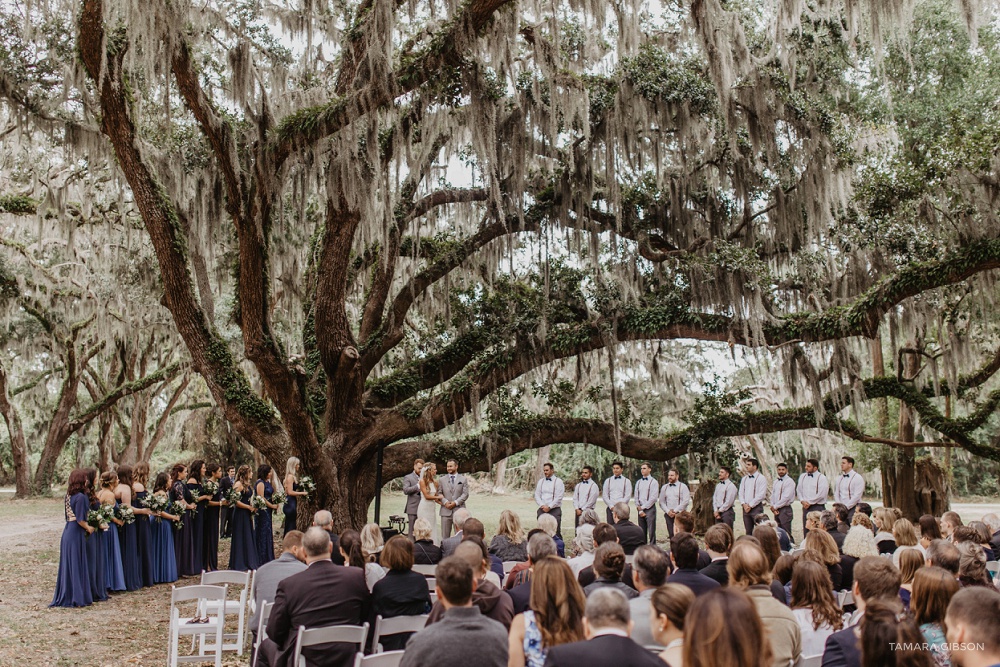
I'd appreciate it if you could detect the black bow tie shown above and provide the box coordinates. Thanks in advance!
[807,473,814,477]
[669,483,676,487]
[843,473,850,477]
[614,476,621,479]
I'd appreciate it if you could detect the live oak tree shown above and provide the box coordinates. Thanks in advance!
[3,0,1000,525]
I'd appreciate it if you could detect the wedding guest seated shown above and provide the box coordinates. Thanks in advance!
[312,510,344,565]
[507,556,585,666]
[361,522,385,565]
[728,542,801,667]
[753,525,783,572]
[911,566,959,667]
[412,518,443,565]
[401,557,508,667]
[984,513,1000,555]
[371,535,432,651]
[803,531,843,590]
[700,524,732,586]
[820,511,845,552]
[610,503,646,555]
[840,525,879,593]
[462,518,504,581]
[441,508,470,557]
[872,508,897,554]
[918,514,942,552]
[821,556,902,667]
[755,514,791,552]
[577,523,636,590]
[956,541,992,589]
[259,527,371,667]
[673,511,712,569]
[924,539,960,576]
[940,511,962,541]
[427,539,515,629]
[628,545,671,647]
[508,533,558,614]
[537,514,565,557]
[249,530,307,664]
[649,583,695,665]
[579,509,600,527]
[789,560,842,657]
[566,524,595,576]
[943,587,1000,667]
[892,518,923,568]
[967,521,996,562]
[490,509,529,562]
[540,588,663,667]
[898,548,924,610]
[684,588,773,667]
[773,554,795,605]
[665,533,720,597]
[584,542,639,600]
[856,599,930,667]
[507,529,547,589]
[340,528,385,591]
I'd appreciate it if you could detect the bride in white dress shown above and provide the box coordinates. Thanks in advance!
[417,463,443,545]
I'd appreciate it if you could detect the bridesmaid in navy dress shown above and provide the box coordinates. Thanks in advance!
[169,463,197,576]
[131,462,155,587]
[150,473,179,584]
[228,465,259,571]
[255,464,277,565]
[99,471,126,592]
[282,456,308,537]
[51,469,94,607]
[116,465,142,591]
[85,469,107,602]
[187,460,209,575]
[203,463,224,571]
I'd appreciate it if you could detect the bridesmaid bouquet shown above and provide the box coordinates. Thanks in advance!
[170,501,186,530]
[299,476,316,495]
[271,489,287,506]
[116,504,136,525]
[86,506,114,530]
[202,480,220,498]
[250,495,268,511]
[141,494,169,521]
[224,487,242,507]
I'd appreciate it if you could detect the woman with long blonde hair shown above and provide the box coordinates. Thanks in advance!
[490,509,528,562]
[508,556,586,667]
[684,588,773,667]
[282,456,307,536]
[416,462,443,544]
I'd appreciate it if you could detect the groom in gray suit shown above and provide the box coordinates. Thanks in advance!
[402,459,423,537]
[439,459,469,538]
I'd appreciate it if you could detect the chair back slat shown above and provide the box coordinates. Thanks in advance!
[297,622,370,649]
[354,650,405,667]
[200,570,252,587]
[412,564,437,576]
[171,584,228,603]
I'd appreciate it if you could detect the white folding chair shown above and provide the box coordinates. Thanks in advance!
[372,614,428,652]
[424,577,436,592]
[252,601,274,667]
[838,590,855,607]
[412,564,437,576]
[502,561,519,574]
[197,569,251,656]
[293,623,370,667]
[795,655,823,667]
[168,584,228,667]
[354,650,405,667]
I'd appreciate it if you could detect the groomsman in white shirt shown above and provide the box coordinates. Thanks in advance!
[573,466,599,527]
[658,468,690,538]
[834,455,865,522]
[535,462,565,537]
[738,458,768,536]
[712,466,737,528]
[769,462,796,537]
[796,458,829,536]
[602,461,633,524]
[633,463,659,545]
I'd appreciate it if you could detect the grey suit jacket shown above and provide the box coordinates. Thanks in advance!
[249,552,307,631]
[629,588,659,648]
[441,530,463,557]
[438,474,468,517]
[402,472,421,515]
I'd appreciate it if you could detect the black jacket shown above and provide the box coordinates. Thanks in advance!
[699,558,729,585]
[413,540,443,565]
[371,569,431,651]
[614,520,647,555]
[542,633,664,667]
[665,568,721,597]
[821,625,861,667]
[578,564,637,590]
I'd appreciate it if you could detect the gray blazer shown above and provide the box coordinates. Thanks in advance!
[402,472,421,515]
[441,531,463,557]
[438,473,468,517]
[249,552,307,631]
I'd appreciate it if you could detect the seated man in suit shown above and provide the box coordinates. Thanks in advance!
[542,587,663,667]
[674,511,713,569]
[249,530,307,663]
[821,511,846,552]
[441,508,470,557]
[665,532,721,597]
[259,527,371,667]
[578,523,636,590]
[699,524,732,586]
[611,502,646,555]
[629,545,671,648]
[821,555,902,667]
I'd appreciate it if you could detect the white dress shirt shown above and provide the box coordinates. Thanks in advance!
[738,473,768,508]
[771,475,796,509]
[603,475,633,508]
[796,472,829,506]
[834,470,864,509]
[534,475,565,508]
[713,479,737,512]
[573,479,599,510]
[658,481,691,514]
[633,476,660,511]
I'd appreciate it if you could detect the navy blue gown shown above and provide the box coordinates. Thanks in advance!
[150,496,178,584]
[105,504,126,592]
[87,499,108,601]
[51,492,93,607]
[282,480,299,537]
[187,481,206,575]
[228,487,259,572]
[171,480,197,576]
[203,483,221,572]
[133,490,154,587]
[255,479,275,566]
[118,499,142,591]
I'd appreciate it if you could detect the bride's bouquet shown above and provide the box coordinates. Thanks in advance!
[250,494,268,511]
[115,504,136,525]
[299,476,316,495]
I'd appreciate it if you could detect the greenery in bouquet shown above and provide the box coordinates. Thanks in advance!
[270,488,287,506]
[85,508,107,530]
[299,476,316,495]
[250,495,268,511]
[142,494,169,521]
[115,504,136,525]
[224,487,242,507]
[202,480,220,498]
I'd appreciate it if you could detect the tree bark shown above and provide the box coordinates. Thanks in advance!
[892,344,921,520]
[0,359,30,497]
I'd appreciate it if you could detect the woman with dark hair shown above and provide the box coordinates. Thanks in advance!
[255,464,277,565]
[98,471,125,593]
[911,566,959,667]
[116,465,143,591]
[918,515,942,550]
[790,560,843,656]
[150,472,179,584]
[131,462,154,587]
[509,556,586,667]
[582,542,638,599]
[339,528,384,590]
[684,588,773,667]
[169,463,197,575]
[898,548,924,610]
[859,599,933,667]
[203,462,224,571]
[228,464,259,571]
[187,459,209,574]
[752,525,782,570]
[371,535,432,651]
[51,469,94,607]
[85,469,108,601]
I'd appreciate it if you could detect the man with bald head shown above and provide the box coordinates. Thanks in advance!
[427,538,514,629]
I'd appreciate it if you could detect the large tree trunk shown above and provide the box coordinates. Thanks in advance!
[0,360,31,497]
[915,457,950,516]
[692,479,716,534]
[889,345,920,520]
